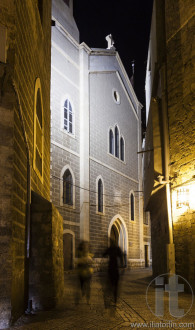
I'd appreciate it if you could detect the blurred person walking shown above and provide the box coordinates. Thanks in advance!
[75,241,93,305]
[103,239,124,305]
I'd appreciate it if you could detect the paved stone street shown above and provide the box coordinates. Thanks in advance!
[9,269,195,329]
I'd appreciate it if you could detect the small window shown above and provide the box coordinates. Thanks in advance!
[64,99,73,134]
[109,129,114,155]
[112,89,120,104]
[98,179,103,213]
[120,137,124,161]
[63,169,73,205]
[130,193,135,221]
[115,126,119,158]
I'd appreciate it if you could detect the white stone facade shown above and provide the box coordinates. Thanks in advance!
[51,0,149,268]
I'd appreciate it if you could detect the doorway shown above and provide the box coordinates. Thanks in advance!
[144,245,149,267]
[110,223,119,246]
[108,214,128,256]
[63,233,73,270]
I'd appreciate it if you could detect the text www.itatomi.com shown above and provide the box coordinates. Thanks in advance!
[129,321,194,328]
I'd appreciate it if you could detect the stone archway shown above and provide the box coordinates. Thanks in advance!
[108,214,128,257]
[63,230,75,270]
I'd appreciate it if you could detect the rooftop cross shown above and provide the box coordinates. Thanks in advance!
[105,34,116,50]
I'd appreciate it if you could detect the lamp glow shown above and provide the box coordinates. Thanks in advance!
[176,188,189,209]
[175,182,195,211]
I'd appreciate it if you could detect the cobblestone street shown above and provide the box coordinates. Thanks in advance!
[9,269,195,330]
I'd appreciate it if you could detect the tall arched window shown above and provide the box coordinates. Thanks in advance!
[98,179,103,213]
[120,137,124,161]
[64,99,73,133]
[109,129,114,155]
[115,126,119,158]
[63,169,73,205]
[33,78,43,181]
[130,193,135,221]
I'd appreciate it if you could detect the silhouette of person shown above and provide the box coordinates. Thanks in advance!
[75,241,93,305]
[103,239,124,304]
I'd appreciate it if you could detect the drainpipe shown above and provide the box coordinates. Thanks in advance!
[160,65,175,275]
[12,80,31,310]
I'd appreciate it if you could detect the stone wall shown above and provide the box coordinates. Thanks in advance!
[29,192,64,310]
[0,64,15,328]
[165,0,195,290]
[150,187,170,276]
[0,1,17,327]
[144,0,194,288]
[89,70,141,259]
[0,0,51,326]
[50,8,80,250]
[166,0,195,182]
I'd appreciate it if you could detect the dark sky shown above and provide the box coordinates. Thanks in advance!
[73,0,153,131]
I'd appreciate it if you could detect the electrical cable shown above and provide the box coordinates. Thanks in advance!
[51,174,143,198]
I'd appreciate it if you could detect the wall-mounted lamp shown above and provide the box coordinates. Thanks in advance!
[172,179,195,220]
[176,188,189,209]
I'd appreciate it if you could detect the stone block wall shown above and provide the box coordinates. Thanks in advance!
[165,0,195,289]
[173,211,195,290]
[51,204,65,306]
[89,70,141,260]
[12,0,51,320]
[29,192,64,310]
[13,0,51,200]
[50,14,81,256]
[0,0,51,326]
[0,62,15,328]
[166,1,195,179]
[89,160,140,259]
[149,187,170,277]
[0,1,18,327]
[89,72,139,180]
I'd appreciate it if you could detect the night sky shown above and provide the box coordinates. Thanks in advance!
[73,0,154,132]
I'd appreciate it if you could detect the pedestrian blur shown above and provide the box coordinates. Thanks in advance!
[75,240,94,305]
[102,239,125,307]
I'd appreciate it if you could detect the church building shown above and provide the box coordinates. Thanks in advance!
[50,0,151,269]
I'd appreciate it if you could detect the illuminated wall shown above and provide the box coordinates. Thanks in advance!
[89,54,142,260]
[0,0,51,326]
[165,0,195,288]
[144,0,195,289]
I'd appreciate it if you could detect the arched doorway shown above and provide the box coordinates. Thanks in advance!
[108,215,128,257]
[110,223,119,246]
[63,230,75,270]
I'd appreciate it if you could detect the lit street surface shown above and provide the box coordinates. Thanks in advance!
[9,269,195,329]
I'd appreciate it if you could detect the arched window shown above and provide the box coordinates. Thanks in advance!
[64,99,73,133]
[109,125,125,162]
[130,193,135,221]
[98,179,103,213]
[120,137,124,161]
[63,169,73,205]
[33,78,43,181]
[109,129,114,155]
[115,126,119,158]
